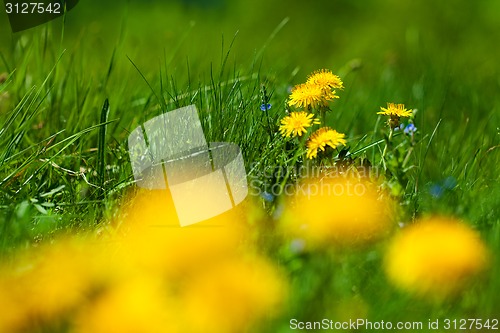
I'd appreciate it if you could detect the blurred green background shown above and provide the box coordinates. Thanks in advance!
[1,0,499,227]
[2,0,499,133]
[3,0,500,83]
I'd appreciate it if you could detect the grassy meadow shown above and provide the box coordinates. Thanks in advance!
[0,0,499,332]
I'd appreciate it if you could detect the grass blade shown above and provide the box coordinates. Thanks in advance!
[98,99,110,200]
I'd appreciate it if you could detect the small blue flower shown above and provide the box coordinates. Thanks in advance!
[430,184,444,198]
[260,103,272,111]
[404,123,417,134]
[394,123,405,132]
[260,191,275,202]
[429,176,456,198]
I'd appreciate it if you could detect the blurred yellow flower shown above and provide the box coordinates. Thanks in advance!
[74,277,180,333]
[288,83,338,109]
[306,127,346,159]
[114,189,287,332]
[116,222,244,280]
[0,238,115,332]
[115,188,247,276]
[180,258,287,333]
[384,217,490,300]
[0,190,288,333]
[118,188,180,229]
[279,111,320,138]
[0,275,26,333]
[307,69,344,91]
[280,176,393,247]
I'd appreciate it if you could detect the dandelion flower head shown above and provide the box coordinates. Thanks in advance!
[288,83,337,109]
[73,277,179,333]
[0,191,288,333]
[377,103,412,118]
[306,127,346,159]
[279,111,320,138]
[181,259,287,333]
[280,176,393,247]
[307,69,344,91]
[384,216,490,300]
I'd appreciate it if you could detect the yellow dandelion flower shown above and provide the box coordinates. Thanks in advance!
[181,258,287,333]
[0,275,28,333]
[279,111,320,138]
[74,277,180,333]
[288,83,338,109]
[377,103,412,128]
[0,237,116,332]
[384,217,490,300]
[306,127,346,159]
[307,69,344,90]
[280,176,394,248]
[116,188,250,279]
[377,103,412,118]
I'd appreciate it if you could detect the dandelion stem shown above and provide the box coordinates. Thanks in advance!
[278,135,306,194]
[381,128,394,170]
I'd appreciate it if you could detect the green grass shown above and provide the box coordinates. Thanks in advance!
[0,0,499,331]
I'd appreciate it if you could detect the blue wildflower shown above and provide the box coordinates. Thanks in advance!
[430,176,457,198]
[261,191,275,202]
[394,123,405,132]
[260,103,272,111]
[404,123,417,134]
[430,184,444,198]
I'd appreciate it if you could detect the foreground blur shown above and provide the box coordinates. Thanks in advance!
[0,189,287,333]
